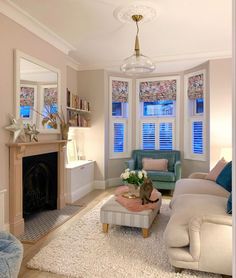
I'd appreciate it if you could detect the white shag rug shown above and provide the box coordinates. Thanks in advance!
[28,197,221,278]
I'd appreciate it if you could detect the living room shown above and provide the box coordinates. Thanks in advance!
[0,0,235,277]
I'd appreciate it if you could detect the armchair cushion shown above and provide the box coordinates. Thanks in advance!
[146,170,175,182]
[142,158,168,171]
[132,150,180,172]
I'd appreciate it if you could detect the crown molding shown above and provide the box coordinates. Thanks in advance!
[66,56,81,71]
[77,50,232,71]
[0,0,76,55]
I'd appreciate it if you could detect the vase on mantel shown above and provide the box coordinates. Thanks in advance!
[60,123,69,140]
[128,184,140,198]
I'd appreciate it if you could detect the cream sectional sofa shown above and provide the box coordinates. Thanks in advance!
[164,173,232,276]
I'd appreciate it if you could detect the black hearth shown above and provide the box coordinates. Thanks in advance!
[23,152,58,217]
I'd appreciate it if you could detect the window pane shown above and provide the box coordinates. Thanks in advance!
[43,104,58,129]
[114,123,124,153]
[143,100,174,117]
[192,121,203,154]
[159,122,173,150]
[112,102,122,116]
[196,98,204,114]
[142,123,155,150]
[20,105,31,118]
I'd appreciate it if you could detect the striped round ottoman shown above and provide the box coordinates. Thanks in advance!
[100,195,162,238]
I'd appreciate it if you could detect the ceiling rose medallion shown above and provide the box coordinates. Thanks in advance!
[114,1,158,75]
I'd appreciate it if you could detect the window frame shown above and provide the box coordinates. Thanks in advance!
[109,76,132,159]
[184,69,207,161]
[136,76,180,150]
[140,100,176,118]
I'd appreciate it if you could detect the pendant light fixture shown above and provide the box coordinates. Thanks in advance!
[120,14,156,74]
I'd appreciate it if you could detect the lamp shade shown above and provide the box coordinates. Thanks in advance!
[120,53,156,74]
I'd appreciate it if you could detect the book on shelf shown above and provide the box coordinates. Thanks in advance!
[66,88,71,107]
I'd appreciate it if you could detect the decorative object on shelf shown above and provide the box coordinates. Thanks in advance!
[67,108,90,127]
[24,124,39,142]
[33,103,69,140]
[119,14,156,74]
[5,115,26,143]
[120,168,147,198]
[60,123,69,140]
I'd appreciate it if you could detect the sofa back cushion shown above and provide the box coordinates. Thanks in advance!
[142,158,168,171]
[132,150,180,172]
[216,161,232,192]
[205,158,227,181]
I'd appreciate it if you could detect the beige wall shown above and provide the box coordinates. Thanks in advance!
[209,58,232,167]
[76,70,106,181]
[67,66,78,94]
[0,13,77,224]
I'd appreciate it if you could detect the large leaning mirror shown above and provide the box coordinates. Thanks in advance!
[14,50,61,133]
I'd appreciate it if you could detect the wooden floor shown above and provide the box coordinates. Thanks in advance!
[19,188,172,278]
[19,188,115,278]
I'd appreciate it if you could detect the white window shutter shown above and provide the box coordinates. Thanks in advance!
[192,121,203,154]
[113,122,124,153]
[159,122,173,150]
[142,123,155,150]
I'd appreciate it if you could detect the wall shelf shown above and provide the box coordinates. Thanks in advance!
[66,106,91,114]
[67,106,91,128]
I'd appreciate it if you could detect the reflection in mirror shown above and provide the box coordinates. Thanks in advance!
[17,56,60,133]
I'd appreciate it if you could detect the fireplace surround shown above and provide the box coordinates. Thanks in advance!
[8,140,66,236]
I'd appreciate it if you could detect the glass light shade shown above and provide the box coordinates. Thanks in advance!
[120,53,156,74]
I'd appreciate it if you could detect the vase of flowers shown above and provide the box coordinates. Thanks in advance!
[120,168,147,197]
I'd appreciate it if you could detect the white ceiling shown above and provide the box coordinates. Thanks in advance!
[11,0,232,72]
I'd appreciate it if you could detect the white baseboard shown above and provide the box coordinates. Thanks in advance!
[106,177,122,187]
[66,182,93,204]
[93,180,107,190]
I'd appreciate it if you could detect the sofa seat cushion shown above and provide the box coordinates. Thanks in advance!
[147,170,175,182]
[164,194,228,248]
[135,151,178,172]
[170,178,229,208]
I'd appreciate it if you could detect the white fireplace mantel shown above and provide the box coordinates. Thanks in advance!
[7,140,66,236]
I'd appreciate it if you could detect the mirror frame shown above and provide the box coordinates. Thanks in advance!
[14,49,61,134]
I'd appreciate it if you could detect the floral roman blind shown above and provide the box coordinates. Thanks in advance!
[187,73,204,100]
[44,87,58,105]
[20,86,34,106]
[139,79,177,102]
[112,80,128,103]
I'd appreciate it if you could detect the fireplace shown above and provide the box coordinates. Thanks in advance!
[8,140,66,236]
[23,152,58,217]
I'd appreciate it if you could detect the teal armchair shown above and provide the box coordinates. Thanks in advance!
[125,150,181,190]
